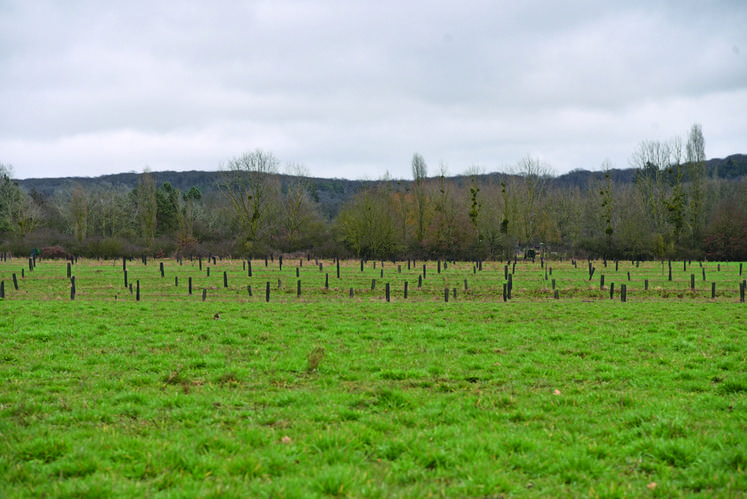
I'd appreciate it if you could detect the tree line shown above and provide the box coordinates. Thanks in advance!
[2,124,747,261]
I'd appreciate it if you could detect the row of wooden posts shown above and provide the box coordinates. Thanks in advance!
[2,255,746,302]
[3,274,746,305]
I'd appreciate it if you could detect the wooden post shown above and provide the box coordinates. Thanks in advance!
[297,280,301,298]
[136,280,140,301]
[12,273,18,290]
[160,261,164,277]
[645,279,649,291]
[248,261,252,277]
[507,274,512,299]
[224,271,228,288]
[371,279,376,290]
[0,281,4,298]
[188,277,192,295]
[609,282,614,300]
[336,258,340,278]
[265,281,271,302]
[296,267,300,278]
[70,278,76,301]
[207,267,210,277]
[503,283,507,302]
[325,273,329,290]
[67,262,72,279]
[552,279,556,290]
[712,282,716,299]
[600,274,605,289]
[690,274,695,290]
[385,282,390,302]
[464,279,468,290]
[554,289,559,300]
[404,281,408,299]
[444,287,449,302]
[423,264,427,279]
[349,288,354,298]
[621,284,627,302]
[175,276,178,286]
[418,274,422,288]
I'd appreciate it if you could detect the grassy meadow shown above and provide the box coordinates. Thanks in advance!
[1,256,746,497]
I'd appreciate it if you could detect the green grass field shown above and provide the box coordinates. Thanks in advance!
[1,257,746,497]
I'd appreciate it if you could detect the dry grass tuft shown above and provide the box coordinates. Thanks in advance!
[306,346,325,372]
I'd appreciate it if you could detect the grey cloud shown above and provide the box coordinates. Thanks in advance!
[1,0,745,179]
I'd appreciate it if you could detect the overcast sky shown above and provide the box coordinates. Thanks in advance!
[1,1,745,181]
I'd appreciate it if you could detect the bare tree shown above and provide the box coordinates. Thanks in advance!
[599,159,615,257]
[411,153,429,243]
[71,183,88,242]
[426,163,470,257]
[222,150,281,250]
[178,186,202,248]
[281,163,321,251]
[666,136,687,245]
[630,139,672,238]
[686,123,706,247]
[336,182,399,259]
[136,170,158,246]
[515,156,553,249]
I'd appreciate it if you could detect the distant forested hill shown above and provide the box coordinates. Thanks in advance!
[17,154,747,220]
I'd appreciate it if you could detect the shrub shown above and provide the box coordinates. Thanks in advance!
[41,245,68,259]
